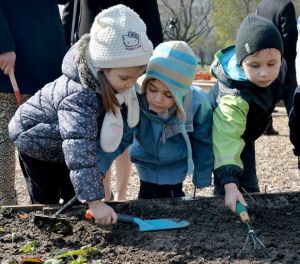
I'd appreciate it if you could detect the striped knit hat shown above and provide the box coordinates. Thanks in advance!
[141,41,198,120]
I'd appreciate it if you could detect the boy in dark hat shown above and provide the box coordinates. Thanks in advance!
[208,15,284,212]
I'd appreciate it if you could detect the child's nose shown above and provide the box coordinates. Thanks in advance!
[260,70,268,78]
[154,93,164,102]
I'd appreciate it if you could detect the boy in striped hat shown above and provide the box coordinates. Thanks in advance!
[99,41,214,198]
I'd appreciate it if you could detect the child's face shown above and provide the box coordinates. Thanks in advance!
[103,66,146,93]
[241,48,281,88]
[146,79,176,113]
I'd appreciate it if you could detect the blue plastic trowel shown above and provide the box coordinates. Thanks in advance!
[86,210,190,232]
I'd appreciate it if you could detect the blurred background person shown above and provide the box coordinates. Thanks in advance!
[0,0,66,205]
[256,0,298,135]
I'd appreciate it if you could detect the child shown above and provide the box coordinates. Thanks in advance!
[289,85,300,169]
[99,41,214,199]
[208,15,284,212]
[8,5,153,225]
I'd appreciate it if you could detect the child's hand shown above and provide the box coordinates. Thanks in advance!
[224,183,247,212]
[87,200,118,225]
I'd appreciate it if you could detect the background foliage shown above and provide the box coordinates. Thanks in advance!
[158,0,300,66]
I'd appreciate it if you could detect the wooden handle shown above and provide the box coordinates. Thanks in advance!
[8,71,21,106]
[8,71,18,92]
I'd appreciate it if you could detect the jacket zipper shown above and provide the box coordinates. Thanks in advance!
[162,124,167,144]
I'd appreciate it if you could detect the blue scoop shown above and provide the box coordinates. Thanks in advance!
[117,214,190,232]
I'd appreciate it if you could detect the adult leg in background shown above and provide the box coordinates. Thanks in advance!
[283,67,298,115]
[0,93,18,205]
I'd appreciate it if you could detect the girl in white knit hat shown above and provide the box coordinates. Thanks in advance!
[98,41,214,199]
[8,5,153,225]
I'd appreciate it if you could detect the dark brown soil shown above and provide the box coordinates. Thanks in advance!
[1,192,300,264]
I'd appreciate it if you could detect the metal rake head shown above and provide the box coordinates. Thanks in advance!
[242,223,268,257]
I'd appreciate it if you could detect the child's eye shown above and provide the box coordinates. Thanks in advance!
[165,93,173,98]
[120,77,128,81]
[149,86,157,92]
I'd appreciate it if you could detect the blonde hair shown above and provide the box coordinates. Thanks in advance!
[97,65,145,115]
[97,71,120,115]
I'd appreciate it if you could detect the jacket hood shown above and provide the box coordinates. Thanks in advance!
[210,45,250,89]
[61,34,101,94]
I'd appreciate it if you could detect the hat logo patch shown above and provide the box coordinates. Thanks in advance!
[245,43,251,54]
[122,31,142,50]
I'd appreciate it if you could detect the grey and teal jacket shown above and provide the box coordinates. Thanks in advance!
[289,85,300,156]
[208,45,283,187]
[97,85,214,187]
[8,35,107,203]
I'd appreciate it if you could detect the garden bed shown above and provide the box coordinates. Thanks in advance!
[1,192,300,263]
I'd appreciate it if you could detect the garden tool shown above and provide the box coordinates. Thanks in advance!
[236,202,267,252]
[86,210,190,232]
[33,195,78,224]
[9,71,21,106]
[0,70,21,122]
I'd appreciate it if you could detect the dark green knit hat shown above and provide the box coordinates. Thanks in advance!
[236,15,283,65]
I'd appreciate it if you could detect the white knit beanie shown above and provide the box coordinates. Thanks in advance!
[87,4,153,70]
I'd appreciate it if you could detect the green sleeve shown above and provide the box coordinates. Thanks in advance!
[213,95,249,170]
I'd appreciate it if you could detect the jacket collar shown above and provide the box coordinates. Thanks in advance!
[74,34,102,94]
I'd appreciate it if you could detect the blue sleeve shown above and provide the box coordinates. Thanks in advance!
[190,89,214,188]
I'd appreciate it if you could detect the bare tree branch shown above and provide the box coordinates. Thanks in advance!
[159,0,213,45]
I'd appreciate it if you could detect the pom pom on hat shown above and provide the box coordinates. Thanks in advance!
[142,41,198,120]
[87,4,153,70]
[235,15,283,65]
